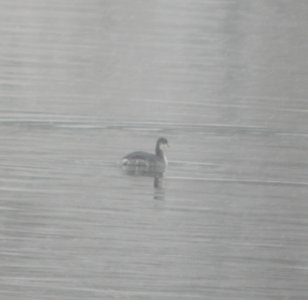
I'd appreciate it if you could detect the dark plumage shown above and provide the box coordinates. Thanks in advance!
[122,137,169,170]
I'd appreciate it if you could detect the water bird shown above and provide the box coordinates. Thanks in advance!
[122,137,169,171]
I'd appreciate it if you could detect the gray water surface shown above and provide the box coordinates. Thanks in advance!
[1,1,308,299]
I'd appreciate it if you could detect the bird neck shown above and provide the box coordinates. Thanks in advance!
[155,144,164,157]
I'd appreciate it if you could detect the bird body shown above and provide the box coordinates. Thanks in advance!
[122,137,169,172]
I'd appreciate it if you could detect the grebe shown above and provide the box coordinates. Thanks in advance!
[122,137,169,170]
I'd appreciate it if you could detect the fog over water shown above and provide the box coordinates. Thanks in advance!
[0,1,308,299]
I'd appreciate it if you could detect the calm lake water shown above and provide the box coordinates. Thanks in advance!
[1,1,308,299]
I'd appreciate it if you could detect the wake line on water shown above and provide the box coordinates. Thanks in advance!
[170,160,218,167]
[167,176,308,187]
[1,111,307,136]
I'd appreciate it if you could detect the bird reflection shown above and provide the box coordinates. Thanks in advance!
[153,176,165,200]
[122,165,165,200]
